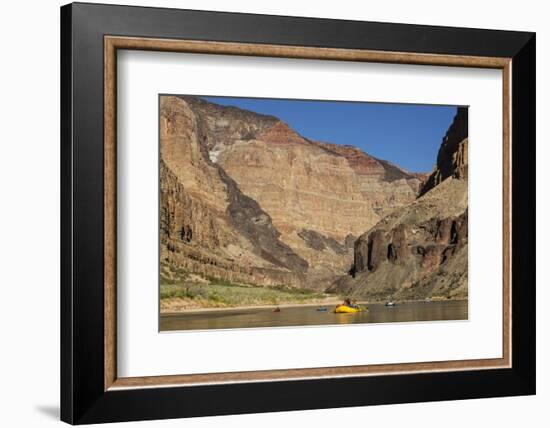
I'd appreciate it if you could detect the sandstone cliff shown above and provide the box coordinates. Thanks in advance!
[183,96,424,283]
[160,95,462,297]
[160,96,308,289]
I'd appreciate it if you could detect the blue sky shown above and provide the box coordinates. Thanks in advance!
[202,96,458,173]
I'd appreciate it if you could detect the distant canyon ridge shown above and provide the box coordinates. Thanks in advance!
[160,95,468,301]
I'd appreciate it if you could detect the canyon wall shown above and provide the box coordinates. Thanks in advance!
[160,96,308,288]
[329,109,469,300]
[419,106,468,196]
[160,95,427,290]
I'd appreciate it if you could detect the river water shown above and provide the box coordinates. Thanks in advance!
[160,300,468,332]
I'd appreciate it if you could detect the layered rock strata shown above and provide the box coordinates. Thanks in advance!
[329,109,469,300]
[160,95,428,290]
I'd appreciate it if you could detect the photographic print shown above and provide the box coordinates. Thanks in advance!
[159,95,468,331]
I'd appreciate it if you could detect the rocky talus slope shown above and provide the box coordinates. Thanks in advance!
[328,109,469,300]
[160,95,426,290]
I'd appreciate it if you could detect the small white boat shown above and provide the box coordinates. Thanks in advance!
[385,301,396,307]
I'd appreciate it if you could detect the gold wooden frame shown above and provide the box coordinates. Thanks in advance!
[104,35,512,391]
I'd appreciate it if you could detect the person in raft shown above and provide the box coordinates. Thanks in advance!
[343,298,359,309]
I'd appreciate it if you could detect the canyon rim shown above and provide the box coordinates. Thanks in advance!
[159,95,468,330]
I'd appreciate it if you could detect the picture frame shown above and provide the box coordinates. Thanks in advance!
[60,2,535,424]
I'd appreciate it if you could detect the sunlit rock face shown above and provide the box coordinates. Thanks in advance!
[160,95,460,294]
[160,96,308,289]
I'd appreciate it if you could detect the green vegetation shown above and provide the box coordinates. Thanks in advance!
[160,264,189,285]
[160,267,331,310]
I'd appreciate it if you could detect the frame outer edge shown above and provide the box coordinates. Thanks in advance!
[510,33,536,392]
[60,3,75,424]
[73,2,533,58]
[63,3,536,423]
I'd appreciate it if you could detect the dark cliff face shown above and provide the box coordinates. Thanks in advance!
[328,198,468,301]
[298,229,349,255]
[160,159,225,249]
[353,211,468,276]
[419,107,468,197]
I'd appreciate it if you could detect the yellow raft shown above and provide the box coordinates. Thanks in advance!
[334,305,364,314]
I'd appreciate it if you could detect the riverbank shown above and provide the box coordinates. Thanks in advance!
[160,279,337,312]
[162,298,342,314]
[161,290,467,314]
[160,266,467,313]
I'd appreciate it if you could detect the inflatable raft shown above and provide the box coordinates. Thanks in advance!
[334,305,364,314]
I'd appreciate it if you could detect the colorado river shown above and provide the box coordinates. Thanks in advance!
[160,300,468,331]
